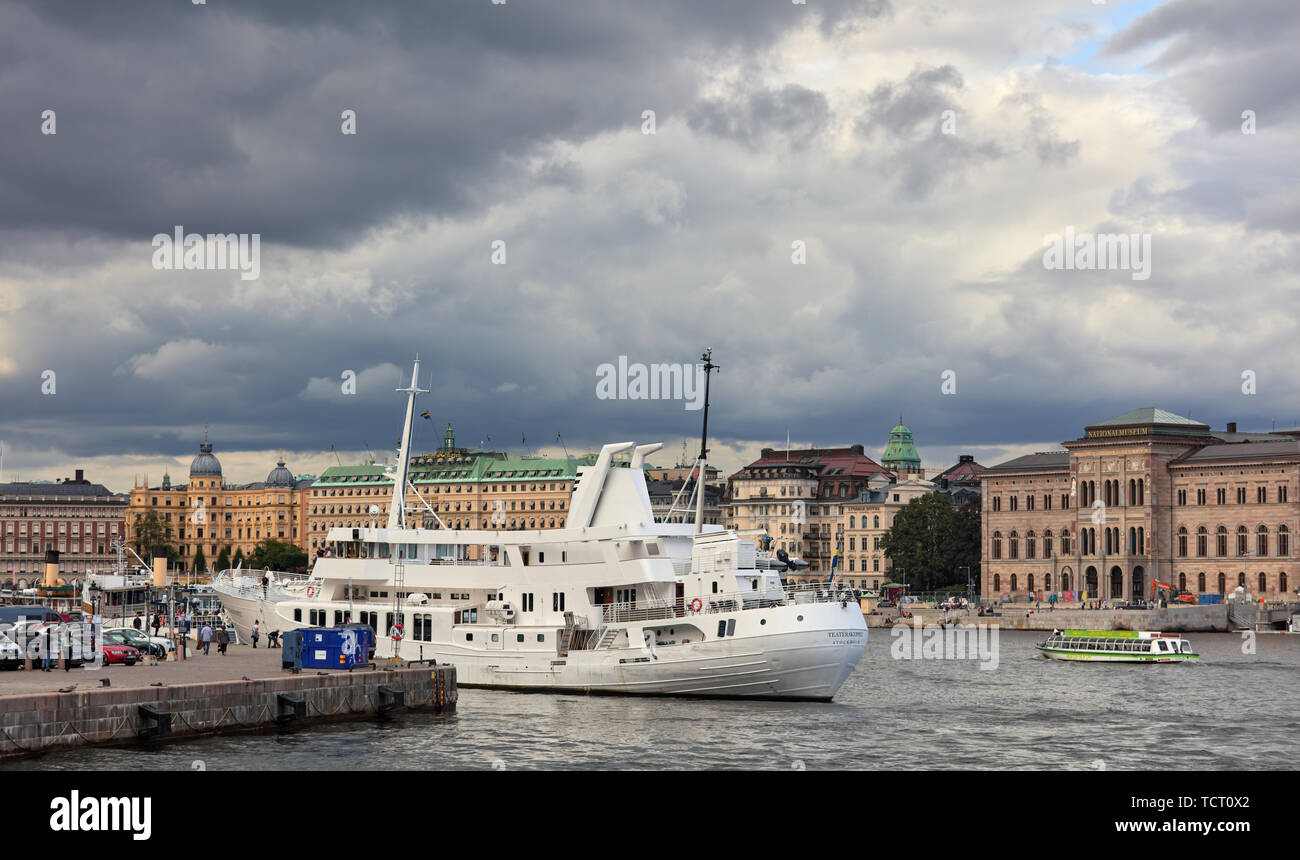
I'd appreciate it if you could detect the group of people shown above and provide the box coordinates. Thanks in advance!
[197,620,261,654]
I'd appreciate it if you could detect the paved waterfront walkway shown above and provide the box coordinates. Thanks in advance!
[0,643,290,696]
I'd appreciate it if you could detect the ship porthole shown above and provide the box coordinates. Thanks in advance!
[797,615,804,622]
[760,619,766,625]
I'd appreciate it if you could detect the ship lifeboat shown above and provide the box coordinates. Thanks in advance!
[484,600,515,621]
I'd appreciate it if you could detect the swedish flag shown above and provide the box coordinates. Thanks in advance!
[829,540,841,583]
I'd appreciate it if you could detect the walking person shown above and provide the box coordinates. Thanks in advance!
[40,627,53,672]
[251,620,260,649]
[152,612,163,637]
[261,573,269,599]
[216,626,229,655]
[133,611,143,631]
[200,623,213,655]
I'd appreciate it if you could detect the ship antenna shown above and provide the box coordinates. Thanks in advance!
[694,348,719,536]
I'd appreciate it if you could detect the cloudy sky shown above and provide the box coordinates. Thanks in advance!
[1,0,1297,492]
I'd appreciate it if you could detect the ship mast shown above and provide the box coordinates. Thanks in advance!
[387,358,430,530]
[694,348,719,536]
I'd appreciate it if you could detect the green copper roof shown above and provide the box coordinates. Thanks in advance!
[1090,408,1208,428]
[881,421,921,469]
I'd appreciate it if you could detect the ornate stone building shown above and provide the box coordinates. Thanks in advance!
[981,409,1300,602]
[1,470,127,586]
[127,436,313,572]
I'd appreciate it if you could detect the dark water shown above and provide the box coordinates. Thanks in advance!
[9,631,1297,770]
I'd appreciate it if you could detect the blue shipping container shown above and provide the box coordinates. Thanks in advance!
[299,626,373,669]
[1198,594,1223,605]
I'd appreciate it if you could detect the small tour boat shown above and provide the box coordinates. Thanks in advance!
[1036,629,1198,663]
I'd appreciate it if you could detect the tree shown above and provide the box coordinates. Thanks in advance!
[130,510,176,559]
[232,547,245,568]
[880,493,981,593]
[247,538,308,573]
[215,547,231,572]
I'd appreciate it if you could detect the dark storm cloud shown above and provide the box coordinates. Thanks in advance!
[1,0,885,248]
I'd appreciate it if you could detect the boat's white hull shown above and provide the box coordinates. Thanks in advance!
[220,591,867,700]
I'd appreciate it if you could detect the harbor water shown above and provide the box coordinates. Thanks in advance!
[8,631,1297,770]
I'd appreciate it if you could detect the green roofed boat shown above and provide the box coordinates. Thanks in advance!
[1036,629,1198,663]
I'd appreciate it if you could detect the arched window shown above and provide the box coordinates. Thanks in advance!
[1044,530,1054,558]
[1060,530,1070,555]
[1281,572,1288,593]
[1198,572,1206,593]
[993,574,1001,592]
[1177,527,1188,558]
[1128,527,1135,555]
[873,516,880,528]
[992,532,1002,560]
[1178,572,1186,591]
[1280,526,1290,557]
[1137,527,1145,555]
[1259,572,1268,594]
[1197,527,1208,557]
[1217,572,1226,594]
[1026,532,1036,559]
[1257,525,1269,557]
[1217,526,1228,557]
[849,516,855,528]
[1027,573,1035,593]
[1128,479,1135,505]
[1061,570,1072,592]
[1010,574,1018,592]
[1045,573,1053,591]
[1237,526,1248,556]
[1009,532,1019,559]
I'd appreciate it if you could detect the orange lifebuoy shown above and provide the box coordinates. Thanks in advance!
[306,585,316,598]
[390,623,405,641]
[689,598,702,613]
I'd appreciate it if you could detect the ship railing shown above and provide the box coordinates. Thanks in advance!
[598,583,858,624]
[211,569,310,602]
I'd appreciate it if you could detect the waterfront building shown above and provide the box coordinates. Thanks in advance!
[981,409,1300,602]
[127,435,313,573]
[723,444,893,575]
[0,470,127,587]
[306,425,597,555]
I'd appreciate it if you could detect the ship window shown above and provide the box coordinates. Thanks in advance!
[466,633,473,641]
[517,634,525,642]
[726,619,736,636]
[538,552,544,563]
[537,634,545,642]
[712,581,718,594]
[718,620,726,637]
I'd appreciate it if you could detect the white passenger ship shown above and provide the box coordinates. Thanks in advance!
[215,356,867,699]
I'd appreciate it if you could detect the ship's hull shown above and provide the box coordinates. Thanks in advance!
[1037,646,1197,663]
[222,592,867,700]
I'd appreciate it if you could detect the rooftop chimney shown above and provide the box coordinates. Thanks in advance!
[1226,422,1237,434]
[75,469,84,483]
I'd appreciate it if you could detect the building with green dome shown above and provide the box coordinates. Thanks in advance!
[881,419,923,477]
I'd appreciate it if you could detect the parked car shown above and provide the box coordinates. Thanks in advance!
[103,629,164,659]
[877,599,896,608]
[100,643,140,665]
[8,620,89,667]
[105,626,171,656]
[0,635,21,669]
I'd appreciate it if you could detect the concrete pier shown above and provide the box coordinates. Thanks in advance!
[0,650,456,759]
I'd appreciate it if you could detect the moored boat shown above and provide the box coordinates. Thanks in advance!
[1036,629,1198,663]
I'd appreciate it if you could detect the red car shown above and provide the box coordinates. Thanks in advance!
[101,643,140,665]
